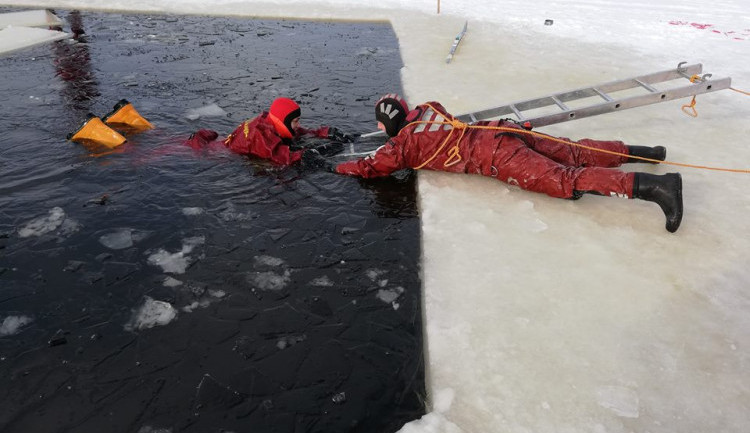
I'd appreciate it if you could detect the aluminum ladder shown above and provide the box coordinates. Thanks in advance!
[455,62,732,127]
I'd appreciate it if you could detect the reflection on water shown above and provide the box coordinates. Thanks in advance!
[0,9,423,433]
[52,10,99,111]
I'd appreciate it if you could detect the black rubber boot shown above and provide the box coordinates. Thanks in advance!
[626,145,666,164]
[632,173,683,233]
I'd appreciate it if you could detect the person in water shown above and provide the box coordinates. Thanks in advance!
[69,97,353,162]
[185,97,353,164]
[302,93,683,233]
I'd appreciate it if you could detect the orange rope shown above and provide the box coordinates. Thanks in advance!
[681,74,702,117]
[407,107,750,174]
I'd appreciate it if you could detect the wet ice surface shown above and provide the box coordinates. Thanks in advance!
[0,9,423,433]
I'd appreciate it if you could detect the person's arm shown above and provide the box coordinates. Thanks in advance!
[297,125,353,142]
[333,139,407,178]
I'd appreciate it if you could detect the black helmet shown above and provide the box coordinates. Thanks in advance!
[375,93,409,137]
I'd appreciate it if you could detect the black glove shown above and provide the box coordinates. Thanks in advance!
[327,127,354,143]
[301,149,335,172]
[313,141,344,157]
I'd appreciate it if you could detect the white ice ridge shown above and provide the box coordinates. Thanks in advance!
[398,388,463,433]
[0,315,33,336]
[125,296,178,331]
[147,236,205,274]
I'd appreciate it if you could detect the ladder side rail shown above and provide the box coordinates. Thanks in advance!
[585,64,705,95]
[514,97,559,112]
[527,76,731,127]
[554,88,601,103]
[455,106,515,123]
[456,64,705,124]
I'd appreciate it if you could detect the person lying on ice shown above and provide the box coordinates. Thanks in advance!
[185,97,353,164]
[302,93,683,233]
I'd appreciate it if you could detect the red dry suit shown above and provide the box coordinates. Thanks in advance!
[187,112,332,166]
[335,101,635,199]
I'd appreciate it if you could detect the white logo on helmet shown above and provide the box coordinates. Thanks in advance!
[380,103,400,119]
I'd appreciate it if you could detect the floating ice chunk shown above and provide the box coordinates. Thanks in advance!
[219,204,254,222]
[208,289,226,298]
[99,229,134,249]
[254,255,285,267]
[311,275,334,287]
[137,426,173,433]
[182,207,204,216]
[18,207,66,238]
[595,385,640,418]
[366,268,386,281]
[248,270,291,291]
[163,276,183,287]
[277,334,306,349]
[182,299,211,312]
[59,218,80,236]
[181,288,226,313]
[247,255,290,290]
[125,297,177,331]
[147,236,205,274]
[376,286,404,304]
[185,103,227,120]
[0,315,33,336]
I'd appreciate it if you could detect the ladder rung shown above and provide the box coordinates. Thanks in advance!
[509,104,525,120]
[635,79,658,93]
[551,96,569,111]
[593,87,613,102]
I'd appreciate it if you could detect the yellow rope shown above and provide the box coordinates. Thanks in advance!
[407,103,750,174]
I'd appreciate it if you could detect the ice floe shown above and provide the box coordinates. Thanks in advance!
[0,315,33,336]
[147,236,205,274]
[125,297,178,331]
[17,207,79,238]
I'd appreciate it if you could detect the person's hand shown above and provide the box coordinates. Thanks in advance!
[327,127,354,143]
[301,149,335,172]
[314,141,344,157]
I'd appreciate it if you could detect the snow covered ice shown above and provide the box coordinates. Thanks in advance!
[4,0,749,432]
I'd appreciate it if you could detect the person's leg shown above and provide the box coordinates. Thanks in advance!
[492,139,632,198]
[625,145,666,164]
[525,133,629,167]
[491,140,682,232]
[527,134,666,167]
[103,99,154,131]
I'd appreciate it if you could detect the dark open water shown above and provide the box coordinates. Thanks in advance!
[0,8,424,433]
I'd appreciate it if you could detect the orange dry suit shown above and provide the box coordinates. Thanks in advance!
[186,112,333,166]
[335,101,635,199]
